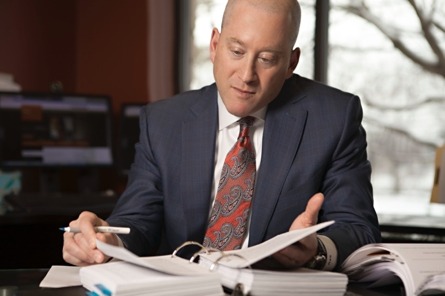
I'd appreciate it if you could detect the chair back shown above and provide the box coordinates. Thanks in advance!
[431,145,445,204]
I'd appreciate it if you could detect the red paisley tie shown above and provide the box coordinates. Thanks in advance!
[204,116,256,250]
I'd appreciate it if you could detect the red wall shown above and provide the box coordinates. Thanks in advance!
[0,0,149,114]
[76,1,149,113]
[0,0,77,92]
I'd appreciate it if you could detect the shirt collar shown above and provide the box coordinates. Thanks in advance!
[217,93,266,131]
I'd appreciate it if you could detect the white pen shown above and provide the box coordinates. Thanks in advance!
[59,226,131,234]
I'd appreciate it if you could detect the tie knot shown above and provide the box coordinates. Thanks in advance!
[238,116,255,129]
[238,116,255,140]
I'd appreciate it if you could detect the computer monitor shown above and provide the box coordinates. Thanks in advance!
[0,92,114,168]
[0,91,115,193]
[118,103,144,175]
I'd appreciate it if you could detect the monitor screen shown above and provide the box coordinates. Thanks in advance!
[118,103,143,175]
[0,92,114,168]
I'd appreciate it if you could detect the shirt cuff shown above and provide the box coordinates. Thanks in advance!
[318,235,337,271]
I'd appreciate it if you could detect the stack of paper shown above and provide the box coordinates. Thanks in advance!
[80,260,223,296]
[200,260,347,296]
[80,242,224,296]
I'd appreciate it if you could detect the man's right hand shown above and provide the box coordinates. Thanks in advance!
[62,211,120,266]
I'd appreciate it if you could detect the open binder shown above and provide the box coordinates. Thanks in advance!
[79,221,347,296]
[340,243,445,296]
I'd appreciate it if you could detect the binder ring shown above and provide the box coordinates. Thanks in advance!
[190,247,221,263]
[171,241,221,263]
[172,241,204,258]
[209,253,251,271]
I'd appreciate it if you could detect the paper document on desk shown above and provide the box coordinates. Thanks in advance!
[39,265,81,288]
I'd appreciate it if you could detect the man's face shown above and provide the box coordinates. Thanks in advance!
[210,1,300,117]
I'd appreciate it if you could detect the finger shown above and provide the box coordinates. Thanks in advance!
[67,232,110,265]
[63,211,109,265]
[272,251,298,268]
[304,193,324,222]
[75,211,109,249]
[272,241,314,268]
[62,232,95,266]
[290,193,324,230]
[268,226,319,268]
[92,233,121,263]
[96,232,120,246]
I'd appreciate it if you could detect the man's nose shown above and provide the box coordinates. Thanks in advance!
[239,57,257,83]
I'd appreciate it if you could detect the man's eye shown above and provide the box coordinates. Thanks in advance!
[259,57,275,65]
[231,50,243,56]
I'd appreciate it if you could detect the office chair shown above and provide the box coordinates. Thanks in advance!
[430,144,445,204]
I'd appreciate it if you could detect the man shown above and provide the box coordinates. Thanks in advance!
[63,0,381,271]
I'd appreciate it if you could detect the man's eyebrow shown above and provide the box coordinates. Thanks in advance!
[226,37,283,55]
[227,37,244,46]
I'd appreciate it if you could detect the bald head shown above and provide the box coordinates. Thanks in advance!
[221,0,301,49]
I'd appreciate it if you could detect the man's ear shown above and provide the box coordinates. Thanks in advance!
[286,47,301,78]
[209,28,221,63]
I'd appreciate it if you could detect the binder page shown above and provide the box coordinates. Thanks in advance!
[384,243,445,295]
[200,220,334,268]
[417,272,445,295]
[96,240,210,276]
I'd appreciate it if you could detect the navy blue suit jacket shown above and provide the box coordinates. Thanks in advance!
[107,74,381,268]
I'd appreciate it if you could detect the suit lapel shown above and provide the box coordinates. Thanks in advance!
[180,86,218,242]
[249,80,309,245]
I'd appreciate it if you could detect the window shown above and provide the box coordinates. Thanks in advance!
[328,0,445,214]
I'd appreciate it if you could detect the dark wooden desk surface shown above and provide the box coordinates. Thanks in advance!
[378,213,445,243]
[0,269,84,296]
[0,269,405,296]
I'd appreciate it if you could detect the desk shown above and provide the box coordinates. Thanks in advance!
[0,269,404,296]
[379,213,445,243]
[375,195,445,243]
[0,269,83,296]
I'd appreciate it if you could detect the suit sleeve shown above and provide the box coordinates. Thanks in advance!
[319,95,381,268]
[106,106,165,256]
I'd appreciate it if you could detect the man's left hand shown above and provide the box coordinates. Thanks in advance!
[271,193,324,267]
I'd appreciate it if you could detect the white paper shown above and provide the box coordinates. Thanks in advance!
[39,265,81,288]
[96,240,211,276]
[200,220,335,268]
